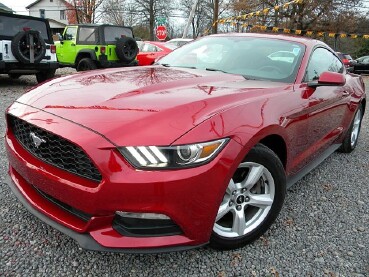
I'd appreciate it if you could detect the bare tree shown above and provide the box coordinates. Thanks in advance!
[130,0,175,40]
[69,0,105,23]
[101,0,126,25]
[231,0,365,33]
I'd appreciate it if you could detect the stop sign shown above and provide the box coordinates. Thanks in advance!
[156,25,167,41]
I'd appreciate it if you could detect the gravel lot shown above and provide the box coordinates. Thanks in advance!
[0,69,368,277]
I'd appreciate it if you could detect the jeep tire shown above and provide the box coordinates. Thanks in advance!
[77,58,97,71]
[115,37,138,63]
[11,30,46,64]
[36,69,56,83]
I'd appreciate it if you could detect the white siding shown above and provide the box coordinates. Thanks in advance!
[28,0,69,25]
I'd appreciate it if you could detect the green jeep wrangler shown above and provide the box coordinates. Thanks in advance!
[56,24,139,71]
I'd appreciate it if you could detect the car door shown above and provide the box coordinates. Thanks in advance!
[56,26,77,65]
[293,47,350,170]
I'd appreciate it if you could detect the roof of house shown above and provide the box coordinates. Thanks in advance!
[0,3,14,13]
[26,0,69,9]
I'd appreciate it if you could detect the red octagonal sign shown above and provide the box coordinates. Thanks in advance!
[156,25,167,41]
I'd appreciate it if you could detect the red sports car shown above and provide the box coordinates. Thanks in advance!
[5,33,366,253]
[136,41,172,66]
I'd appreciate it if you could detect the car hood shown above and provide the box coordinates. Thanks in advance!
[15,66,291,146]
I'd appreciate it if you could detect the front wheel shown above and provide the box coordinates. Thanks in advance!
[210,144,286,250]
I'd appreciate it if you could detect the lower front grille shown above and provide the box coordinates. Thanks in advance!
[8,114,102,182]
[33,186,92,222]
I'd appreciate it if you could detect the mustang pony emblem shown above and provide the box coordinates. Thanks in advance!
[30,132,45,148]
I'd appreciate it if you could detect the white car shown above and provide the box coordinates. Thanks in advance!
[164,38,193,49]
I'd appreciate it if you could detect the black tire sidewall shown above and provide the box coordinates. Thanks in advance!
[76,58,97,71]
[115,37,138,63]
[11,31,46,64]
[210,144,286,250]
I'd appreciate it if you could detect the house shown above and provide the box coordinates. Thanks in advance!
[0,3,14,13]
[26,0,76,34]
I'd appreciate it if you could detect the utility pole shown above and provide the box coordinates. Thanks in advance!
[212,0,219,34]
[182,0,199,38]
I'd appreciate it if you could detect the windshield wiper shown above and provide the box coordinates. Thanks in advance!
[205,68,228,73]
[242,75,260,80]
[160,64,197,69]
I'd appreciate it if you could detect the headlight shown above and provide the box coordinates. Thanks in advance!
[118,138,228,169]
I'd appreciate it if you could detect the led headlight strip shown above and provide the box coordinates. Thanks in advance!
[119,138,228,169]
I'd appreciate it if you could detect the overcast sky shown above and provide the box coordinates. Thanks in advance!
[1,0,33,15]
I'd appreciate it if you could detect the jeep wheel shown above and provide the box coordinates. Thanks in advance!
[115,37,138,63]
[8,74,22,79]
[77,58,97,71]
[11,30,46,64]
[36,69,56,83]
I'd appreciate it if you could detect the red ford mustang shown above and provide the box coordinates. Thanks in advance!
[5,33,366,253]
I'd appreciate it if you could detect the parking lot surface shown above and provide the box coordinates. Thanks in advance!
[0,70,368,276]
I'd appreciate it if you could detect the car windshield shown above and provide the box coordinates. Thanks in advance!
[158,36,305,83]
[104,26,133,43]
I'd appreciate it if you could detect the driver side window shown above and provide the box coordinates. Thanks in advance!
[304,48,344,82]
[64,27,77,41]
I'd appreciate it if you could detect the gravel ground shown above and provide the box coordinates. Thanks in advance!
[0,69,368,277]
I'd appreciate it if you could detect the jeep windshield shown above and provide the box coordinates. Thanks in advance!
[0,14,50,42]
[103,26,133,44]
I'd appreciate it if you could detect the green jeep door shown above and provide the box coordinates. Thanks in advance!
[56,26,77,65]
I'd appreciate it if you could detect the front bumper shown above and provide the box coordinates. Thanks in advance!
[4,175,204,254]
[5,105,240,252]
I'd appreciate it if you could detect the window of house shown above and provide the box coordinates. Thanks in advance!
[304,48,344,82]
[40,9,45,19]
[60,10,66,20]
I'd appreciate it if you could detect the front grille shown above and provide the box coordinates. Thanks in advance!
[8,114,102,182]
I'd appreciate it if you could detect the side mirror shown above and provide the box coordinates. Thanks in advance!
[308,71,346,88]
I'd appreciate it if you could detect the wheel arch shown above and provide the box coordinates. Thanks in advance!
[259,134,287,169]
[75,50,97,65]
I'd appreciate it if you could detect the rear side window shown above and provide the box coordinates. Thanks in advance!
[77,27,98,44]
[104,26,133,43]
[304,48,344,82]
[0,15,49,40]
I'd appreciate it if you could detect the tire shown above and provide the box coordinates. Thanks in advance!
[36,69,56,83]
[115,37,138,63]
[76,58,97,72]
[210,143,286,250]
[339,105,363,153]
[8,74,21,79]
[11,30,46,64]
